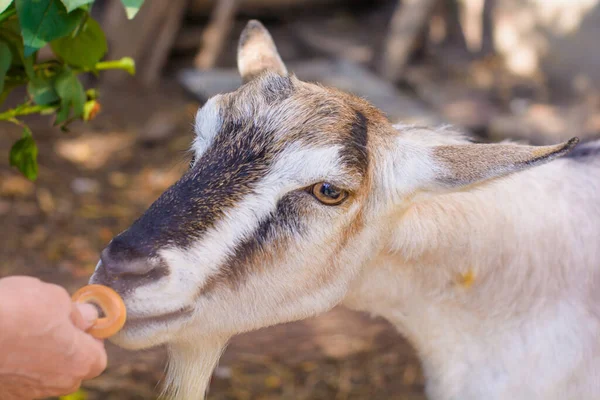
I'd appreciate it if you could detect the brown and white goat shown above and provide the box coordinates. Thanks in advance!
[90,20,600,400]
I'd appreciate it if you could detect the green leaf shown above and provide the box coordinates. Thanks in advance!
[15,0,85,56]
[0,18,25,65]
[120,0,143,19]
[59,0,92,12]
[0,0,13,14]
[0,17,35,75]
[2,17,37,77]
[0,41,11,94]
[22,53,34,78]
[50,17,106,68]
[27,73,59,104]
[9,126,38,181]
[54,66,85,123]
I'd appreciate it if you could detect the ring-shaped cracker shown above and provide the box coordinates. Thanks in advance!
[72,284,126,339]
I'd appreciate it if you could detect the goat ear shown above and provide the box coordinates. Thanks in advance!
[237,20,288,83]
[430,138,579,188]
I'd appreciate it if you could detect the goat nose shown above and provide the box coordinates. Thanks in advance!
[100,240,156,278]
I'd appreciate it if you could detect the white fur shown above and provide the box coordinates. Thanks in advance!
[163,336,229,400]
[193,96,222,157]
[102,41,600,398]
[344,151,600,400]
[104,20,600,399]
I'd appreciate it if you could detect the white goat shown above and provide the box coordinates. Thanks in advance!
[90,20,600,400]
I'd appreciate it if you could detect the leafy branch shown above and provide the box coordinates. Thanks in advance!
[0,0,145,180]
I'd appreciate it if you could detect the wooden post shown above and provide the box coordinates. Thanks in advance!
[101,0,189,86]
[480,0,495,56]
[378,0,440,82]
[193,0,239,70]
[141,0,189,84]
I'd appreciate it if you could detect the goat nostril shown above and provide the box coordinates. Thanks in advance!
[100,247,157,278]
[122,260,157,276]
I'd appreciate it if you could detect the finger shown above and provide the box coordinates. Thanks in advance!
[0,275,41,289]
[74,333,108,380]
[71,303,99,331]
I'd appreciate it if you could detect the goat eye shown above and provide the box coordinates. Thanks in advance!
[311,182,348,205]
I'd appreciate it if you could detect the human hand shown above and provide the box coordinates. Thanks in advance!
[0,276,107,400]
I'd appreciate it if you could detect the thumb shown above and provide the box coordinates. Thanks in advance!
[71,302,99,331]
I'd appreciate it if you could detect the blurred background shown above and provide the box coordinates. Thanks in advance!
[1,0,600,398]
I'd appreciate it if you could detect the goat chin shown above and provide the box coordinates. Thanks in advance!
[162,336,230,400]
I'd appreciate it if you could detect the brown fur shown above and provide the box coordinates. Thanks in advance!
[433,138,579,186]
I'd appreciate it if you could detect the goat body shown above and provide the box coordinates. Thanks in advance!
[89,19,600,400]
[345,140,600,399]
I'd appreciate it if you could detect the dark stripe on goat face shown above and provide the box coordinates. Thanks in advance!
[201,192,307,294]
[115,117,277,256]
[339,110,369,174]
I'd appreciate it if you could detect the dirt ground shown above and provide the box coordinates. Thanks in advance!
[0,78,425,400]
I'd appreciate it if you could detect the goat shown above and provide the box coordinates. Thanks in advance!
[90,20,600,400]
